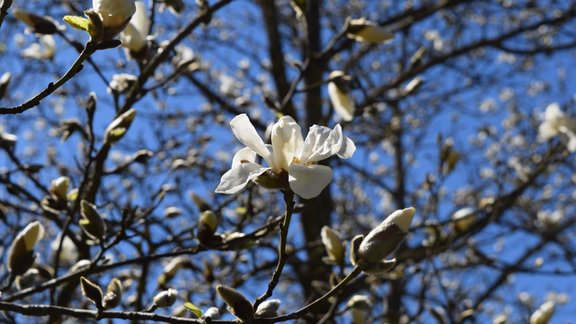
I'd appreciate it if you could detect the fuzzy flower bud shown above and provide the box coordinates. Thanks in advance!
[50,176,70,203]
[346,18,394,43]
[153,288,178,308]
[255,299,281,318]
[216,285,254,322]
[92,0,136,30]
[321,226,345,266]
[7,221,45,276]
[103,278,123,309]
[80,200,107,242]
[530,301,555,324]
[355,208,415,269]
[104,108,137,145]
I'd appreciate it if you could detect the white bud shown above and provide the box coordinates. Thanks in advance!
[321,226,345,265]
[153,288,178,308]
[255,299,281,317]
[328,71,355,122]
[356,208,415,267]
[92,0,136,29]
[451,208,476,232]
[7,221,45,275]
[529,301,555,324]
[347,18,393,43]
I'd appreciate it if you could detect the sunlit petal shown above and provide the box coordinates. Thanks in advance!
[215,163,266,194]
[271,116,302,171]
[230,114,271,163]
[300,125,344,163]
[231,147,257,168]
[288,164,333,199]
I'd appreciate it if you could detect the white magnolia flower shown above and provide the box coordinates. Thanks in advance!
[121,1,149,53]
[21,35,56,60]
[347,18,393,43]
[538,103,576,152]
[215,114,355,199]
[93,0,136,29]
[328,71,355,121]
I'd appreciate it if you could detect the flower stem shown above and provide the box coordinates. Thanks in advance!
[253,191,295,310]
[0,41,97,114]
[264,266,362,323]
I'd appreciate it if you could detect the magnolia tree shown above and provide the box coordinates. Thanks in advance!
[0,0,575,323]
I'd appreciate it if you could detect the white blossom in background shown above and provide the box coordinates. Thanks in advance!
[346,18,393,43]
[92,0,136,29]
[51,235,79,266]
[121,1,149,53]
[216,114,356,199]
[538,103,576,152]
[108,74,137,94]
[21,35,56,60]
[328,71,355,121]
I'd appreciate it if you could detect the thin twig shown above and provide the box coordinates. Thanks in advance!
[253,191,295,310]
[0,42,97,114]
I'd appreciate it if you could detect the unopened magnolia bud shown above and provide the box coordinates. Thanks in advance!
[163,256,188,277]
[50,176,70,202]
[104,108,137,145]
[153,288,178,308]
[328,71,355,122]
[13,9,60,34]
[203,306,220,320]
[346,18,393,43]
[80,200,107,242]
[321,226,345,266]
[347,295,371,309]
[451,208,476,232]
[216,285,254,323]
[164,206,182,218]
[347,295,371,324]
[91,0,136,40]
[356,208,415,269]
[190,192,211,212]
[70,259,92,273]
[0,132,17,151]
[7,221,45,276]
[255,299,281,318]
[198,210,218,243]
[103,278,123,309]
[80,276,104,310]
[0,72,11,99]
[530,301,555,324]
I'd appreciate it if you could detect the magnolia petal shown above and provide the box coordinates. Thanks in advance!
[328,81,355,121]
[544,103,564,121]
[132,1,149,37]
[336,127,356,159]
[230,114,271,164]
[215,163,267,194]
[538,122,557,141]
[559,127,576,152]
[271,116,302,171]
[300,125,345,163]
[231,147,258,168]
[288,164,333,199]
